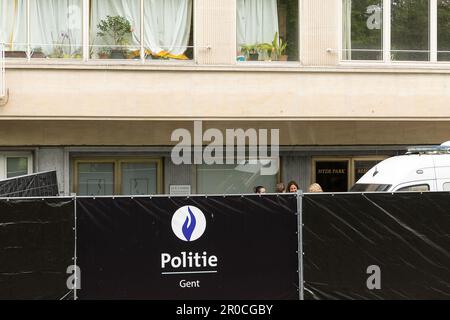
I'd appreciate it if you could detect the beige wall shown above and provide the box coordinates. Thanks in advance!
[0,120,448,146]
[2,68,450,120]
[1,0,450,148]
[301,0,339,66]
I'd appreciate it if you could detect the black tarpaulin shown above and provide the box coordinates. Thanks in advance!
[0,198,74,299]
[0,192,449,300]
[303,192,450,300]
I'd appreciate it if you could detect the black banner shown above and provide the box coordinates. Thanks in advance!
[0,198,74,299]
[303,192,450,300]
[76,195,299,299]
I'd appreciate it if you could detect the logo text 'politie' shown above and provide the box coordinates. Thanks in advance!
[171,206,206,242]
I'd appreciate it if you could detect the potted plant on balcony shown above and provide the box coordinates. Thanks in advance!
[98,47,111,59]
[240,44,259,61]
[97,15,133,59]
[256,42,274,61]
[31,47,46,59]
[271,32,288,61]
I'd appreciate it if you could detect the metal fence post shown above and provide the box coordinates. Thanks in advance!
[296,190,304,300]
[74,196,78,300]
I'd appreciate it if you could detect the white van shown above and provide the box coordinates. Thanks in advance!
[351,142,450,192]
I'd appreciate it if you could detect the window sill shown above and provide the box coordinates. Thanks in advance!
[339,60,450,71]
[6,58,450,74]
[236,61,302,68]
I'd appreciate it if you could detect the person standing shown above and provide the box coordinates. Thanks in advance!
[255,186,266,194]
[276,182,286,193]
[286,181,299,193]
[308,183,323,193]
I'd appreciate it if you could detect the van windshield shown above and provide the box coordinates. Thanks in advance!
[350,184,392,192]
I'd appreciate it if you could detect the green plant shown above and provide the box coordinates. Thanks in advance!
[72,48,82,59]
[272,32,287,60]
[97,15,132,50]
[240,44,257,56]
[256,42,273,53]
[49,45,64,58]
[48,31,73,58]
[98,47,111,55]
[97,47,111,59]
[255,42,273,61]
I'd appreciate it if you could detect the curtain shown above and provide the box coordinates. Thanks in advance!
[30,0,82,56]
[144,0,192,59]
[90,0,141,54]
[0,0,27,51]
[236,0,279,47]
[90,0,192,60]
[342,0,352,60]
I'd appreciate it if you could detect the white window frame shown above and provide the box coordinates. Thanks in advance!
[0,152,33,180]
[8,0,196,65]
[339,0,449,66]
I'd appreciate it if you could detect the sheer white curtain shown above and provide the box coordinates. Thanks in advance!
[30,0,82,56]
[144,0,192,59]
[236,0,279,47]
[342,0,352,60]
[90,0,141,53]
[0,0,27,51]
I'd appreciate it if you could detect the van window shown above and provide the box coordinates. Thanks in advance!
[396,184,430,192]
[443,183,450,191]
[350,184,391,192]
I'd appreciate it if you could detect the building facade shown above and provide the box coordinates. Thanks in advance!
[1,0,450,195]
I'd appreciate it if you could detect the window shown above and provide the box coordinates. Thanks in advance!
[443,182,450,191]
[353,158,384,182]
[313,156,388,192]
[0,153,33,180]
[90,0,141,60]
[350,183,391,192]
[73,158,162,195]
[342,0,446,63]
[313,159,350,192]
[121,162,157,195]
[197,162,278,194]
[30,0,83,59]
[342,0,383,60]
[143,0,193,61]
[438,0,450,61]
[77,162,114,195]
[396,184,430,192]
[1,0,193,62]
[6,157,29,178]
[236,0,299,62]
[1,0,27,56]
[391,0,429,61]
[89,0,193,60]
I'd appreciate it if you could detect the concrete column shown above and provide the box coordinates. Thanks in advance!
[36,147,66,195]
[301,0,340,66]
[195,0,236,65]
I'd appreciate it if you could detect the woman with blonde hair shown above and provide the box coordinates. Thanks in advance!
[308,183,323,193]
